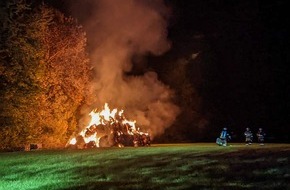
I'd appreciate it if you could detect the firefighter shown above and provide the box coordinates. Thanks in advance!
[256,128,266,145]
[216,127,231,146]
[244,128,253,145]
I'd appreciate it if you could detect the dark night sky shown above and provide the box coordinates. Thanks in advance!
[48,0,290,141]
[163,0,290,140]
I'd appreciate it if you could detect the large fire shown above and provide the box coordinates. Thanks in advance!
[67,103,150,148]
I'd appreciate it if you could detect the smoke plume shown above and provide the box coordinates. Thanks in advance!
[78,0,179,138]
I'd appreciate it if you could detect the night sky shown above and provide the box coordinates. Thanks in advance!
[48,0,289,142]
[160,0,289,141]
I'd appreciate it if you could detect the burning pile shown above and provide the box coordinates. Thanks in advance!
[67,103,150,149]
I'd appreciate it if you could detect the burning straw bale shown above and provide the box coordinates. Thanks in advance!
[67,103,150,149]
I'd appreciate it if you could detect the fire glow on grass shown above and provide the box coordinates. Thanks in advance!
[67,103,150,148]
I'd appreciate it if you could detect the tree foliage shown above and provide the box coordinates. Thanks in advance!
[38,7,90,148]
[0,1,90,149]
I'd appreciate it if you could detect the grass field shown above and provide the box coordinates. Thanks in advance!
[0,143,289,190]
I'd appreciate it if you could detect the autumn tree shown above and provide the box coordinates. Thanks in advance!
[38,7,91,148]
[0,1,90,149]
[0,0,48,149]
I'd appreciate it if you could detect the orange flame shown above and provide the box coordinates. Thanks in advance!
[68,103,149,148]
[69,138,77,145]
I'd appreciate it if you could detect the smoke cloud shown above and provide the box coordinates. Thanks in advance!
[78,0,179,138]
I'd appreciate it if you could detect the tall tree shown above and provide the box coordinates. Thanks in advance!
[0,0,48,149]
[0,1,90,149]
[38,7,91,148]
[155,55,207,142]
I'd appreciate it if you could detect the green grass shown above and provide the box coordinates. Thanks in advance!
[0,143,289,190]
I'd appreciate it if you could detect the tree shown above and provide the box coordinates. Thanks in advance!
[37,7,91,148]
[0,0,48,149]
[0,1,90,149]
[155,55,207,142]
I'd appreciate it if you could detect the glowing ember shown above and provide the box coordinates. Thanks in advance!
[67,103,150,148]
